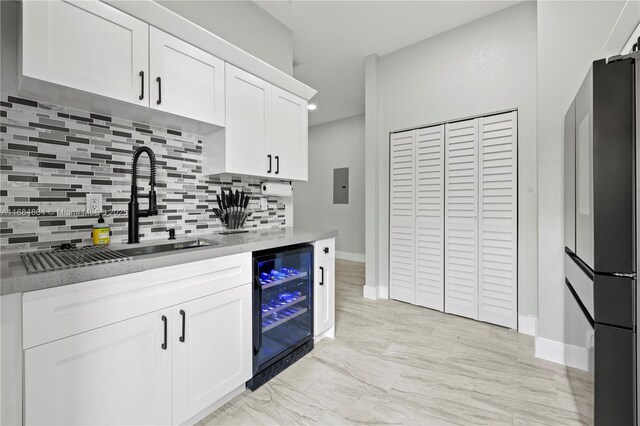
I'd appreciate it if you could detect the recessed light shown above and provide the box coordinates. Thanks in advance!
[307,104,317,111]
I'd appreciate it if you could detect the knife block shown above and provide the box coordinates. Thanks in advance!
[217,210,252,234]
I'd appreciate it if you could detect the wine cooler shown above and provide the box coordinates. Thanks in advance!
[247,244,314,390]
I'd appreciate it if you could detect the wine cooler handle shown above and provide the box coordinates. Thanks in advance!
[161,315,167,350]
[253,277,263,356]
[319,266,324,286]
[179,310,186,343]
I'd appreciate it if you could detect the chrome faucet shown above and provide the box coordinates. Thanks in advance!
[128,146,158,244]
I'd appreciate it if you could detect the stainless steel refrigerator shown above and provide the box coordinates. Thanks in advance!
[564,46,639,425]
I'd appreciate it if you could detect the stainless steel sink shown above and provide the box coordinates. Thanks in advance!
[116,239,216,257]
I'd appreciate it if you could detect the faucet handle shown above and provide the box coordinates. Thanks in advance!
[168,228,176,240]
[148,190,157,210]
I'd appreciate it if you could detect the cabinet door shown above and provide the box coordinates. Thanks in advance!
[149,27,225,126]
[270,87,308,180]
[415,125,445,311]
[22,0,148,106]
[225,63,272,177]
[24,310,171,425]
[478,112,517,329]
[389,130,416,304]
[315,258,335,336]
[444,119,479,320]
[172,284,252,425]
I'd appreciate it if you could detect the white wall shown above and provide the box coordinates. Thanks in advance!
[365,2,538,319]
[536,0,626,346]
[157,0,294,75]
[294,114,365,260]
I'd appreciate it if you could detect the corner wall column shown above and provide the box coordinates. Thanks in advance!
[364,54,380,299]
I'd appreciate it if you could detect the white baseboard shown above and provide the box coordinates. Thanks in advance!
[378,285,389,299]
[314,326,335,343]
[335,251,365,262]
[535,336,566,365]
[518,315,537,336]
[534,336,590,371]
[363,285,377,300]
[184,383,245,424]
[565,341,590,371]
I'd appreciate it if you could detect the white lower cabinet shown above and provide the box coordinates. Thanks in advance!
[314,239,336,338]
[172,285,252,424]
[315,258,335,336]
[24,309,172,425]
[23,254,253,426]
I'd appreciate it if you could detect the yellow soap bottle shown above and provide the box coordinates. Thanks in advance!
[92,213,110,245]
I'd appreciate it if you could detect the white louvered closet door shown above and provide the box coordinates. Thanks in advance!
[415,125,445,311]
[389,130,416,304]
[444,119,479,320]
[478,112,518,328]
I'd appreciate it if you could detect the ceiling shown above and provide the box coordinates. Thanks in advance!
[255,0,521,126]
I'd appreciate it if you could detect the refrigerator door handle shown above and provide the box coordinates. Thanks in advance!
[611,272,636,279]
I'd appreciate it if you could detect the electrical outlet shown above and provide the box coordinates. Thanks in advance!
[86,194,102,214]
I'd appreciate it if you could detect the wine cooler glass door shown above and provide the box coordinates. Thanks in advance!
[254,245,313,368]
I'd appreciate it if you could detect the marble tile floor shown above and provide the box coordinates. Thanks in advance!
[200,260,584,426]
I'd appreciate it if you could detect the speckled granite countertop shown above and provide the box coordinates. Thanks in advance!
[0,227,337,296]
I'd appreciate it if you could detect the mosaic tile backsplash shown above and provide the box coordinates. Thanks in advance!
[0,94,287,252]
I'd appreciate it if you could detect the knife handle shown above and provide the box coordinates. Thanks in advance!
[216,194,223,212]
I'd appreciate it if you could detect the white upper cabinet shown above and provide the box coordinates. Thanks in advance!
[203,64,309,181]
[20,0,311,176]
[21,0,226,126]
[223,63,272,177]
[21,0,149,106]
[270,87,308,180]
[149,27,225,126]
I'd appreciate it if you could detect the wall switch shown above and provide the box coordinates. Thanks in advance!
[86,194,102,214]
[260,198,268,210]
